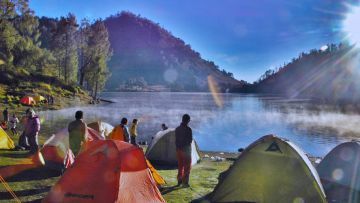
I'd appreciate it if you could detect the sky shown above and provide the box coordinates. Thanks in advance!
[30,0,360,82]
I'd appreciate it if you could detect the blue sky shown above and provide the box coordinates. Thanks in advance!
[30,0,359,82]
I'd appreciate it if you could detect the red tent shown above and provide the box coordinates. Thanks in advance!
[43,140,165,203]
[20,96,36,106]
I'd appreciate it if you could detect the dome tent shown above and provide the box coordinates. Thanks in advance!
[145,129,201,166]
[43,140,165,203]
[317,141,360,203]
[0,127,15,149]
[208,134,326,203]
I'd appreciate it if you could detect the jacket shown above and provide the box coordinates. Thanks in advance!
[175,123,192,149]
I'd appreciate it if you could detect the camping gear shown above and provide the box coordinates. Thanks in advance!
[317,141,360,203]
[41,126,103,170]
[34,95,46,103]
[208,134,326,203]
[0,127,15,149]
[145,128,201,166]
[20,96,36,106]
[43,140,165,203]
[88,121,114,139]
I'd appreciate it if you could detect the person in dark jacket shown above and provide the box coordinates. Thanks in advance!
[3,108,9,123]
[23,108,41,154]
[175,114,192,187]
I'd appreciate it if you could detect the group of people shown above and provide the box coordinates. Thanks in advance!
[67,111,140,155]
[1,107,40,154]
[2,108,21,136]
[2,107,194,188]
[67,111,194,187]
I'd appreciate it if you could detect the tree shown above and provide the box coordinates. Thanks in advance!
[84,20,112,98]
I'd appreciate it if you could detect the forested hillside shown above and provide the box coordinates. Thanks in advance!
[0,0,111,104]
[104,12,242,92]
[239,44,360,103]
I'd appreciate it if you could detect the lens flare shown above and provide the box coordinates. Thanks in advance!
[332,168,344,181]
[343,4,360,47]
[207,75,223,108]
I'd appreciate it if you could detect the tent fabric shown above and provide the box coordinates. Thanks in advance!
[317,141,360,203]
[88,121,114,139]
[145,129,201,166]
[34,95,46,103]
[43,140,165,203]
[0,127,15,149]
[20,96,36,106]
[108,125,126,141]
[209,134,326,203]
[146,159,166,186]
[41,126,103,169]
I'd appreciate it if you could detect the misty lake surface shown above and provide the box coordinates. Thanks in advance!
[38,92,360,157]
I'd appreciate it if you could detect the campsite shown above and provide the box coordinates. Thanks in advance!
[1,0,360,202]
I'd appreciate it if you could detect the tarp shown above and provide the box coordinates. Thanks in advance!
[0,127,15,149]
[145,129,201,166]
[20,96,36,106]
[317,141,360,203]
[43,140,165,203]
[209,134,326,203]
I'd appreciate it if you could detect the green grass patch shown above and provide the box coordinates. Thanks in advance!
[0,132,232,202]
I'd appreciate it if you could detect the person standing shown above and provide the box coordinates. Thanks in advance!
[175,114,193,187]
[9,113,19,136]
[108,117,130,143]
[68,111,87,156]
[130,119,138,145]
[23,109,41,154]
[161,123,168,131]
[3,108,9,123]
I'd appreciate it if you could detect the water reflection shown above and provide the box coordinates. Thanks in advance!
[38,92,360,157]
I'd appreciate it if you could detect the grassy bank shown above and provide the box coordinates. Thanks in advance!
[0,133,235,202]
[0,70,92,116]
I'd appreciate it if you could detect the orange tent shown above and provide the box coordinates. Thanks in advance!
[43,140,165,203]
[108,125,126,141]
[20,96,36,106]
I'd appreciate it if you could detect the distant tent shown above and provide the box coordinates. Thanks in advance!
[145,129,201,166]
[0,127,15,149]
[20,96,36,106]
[208,134,326,203]
[88,121,114,139]
[317,141,360,203]
[43,140,165,203]
[34,95,46,103]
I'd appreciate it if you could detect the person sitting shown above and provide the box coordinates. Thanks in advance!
[108,117,130,142]
[68,111,87,156]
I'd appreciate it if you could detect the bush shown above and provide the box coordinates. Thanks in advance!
[18,68,30,76]
[39,82,52,91]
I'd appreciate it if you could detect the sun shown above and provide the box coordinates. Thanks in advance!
[343,5,360,47]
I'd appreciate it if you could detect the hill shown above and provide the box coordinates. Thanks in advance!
[237,44,360,103]
[104,12,242,92]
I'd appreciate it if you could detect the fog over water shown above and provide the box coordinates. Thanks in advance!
[38,92,360,157]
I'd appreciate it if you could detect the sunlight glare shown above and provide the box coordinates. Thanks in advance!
[343,5,360,47]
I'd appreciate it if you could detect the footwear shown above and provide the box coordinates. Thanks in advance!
[176,181,182,187]
[182,183,190,188]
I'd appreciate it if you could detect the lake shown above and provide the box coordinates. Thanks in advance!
[38,92,360,157]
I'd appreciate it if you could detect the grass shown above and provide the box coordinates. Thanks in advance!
[0,133,234,203]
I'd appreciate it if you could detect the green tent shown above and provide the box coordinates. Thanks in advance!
[209,134,326,203]
[317,141,360,203]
